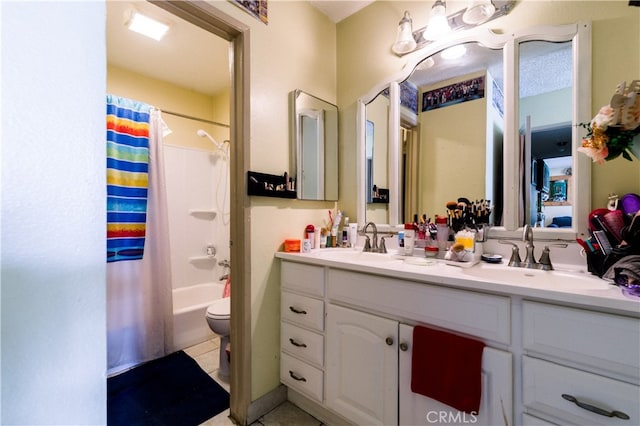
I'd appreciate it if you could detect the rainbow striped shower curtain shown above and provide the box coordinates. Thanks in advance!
[106,95,151,262]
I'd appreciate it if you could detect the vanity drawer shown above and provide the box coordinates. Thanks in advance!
[523,356,640,425]
[282,261,325,297]
[282,291,324,332]
[281,352,323,403]
[523,301,640,380]
[328,269,510,344]
[281,322,324,367]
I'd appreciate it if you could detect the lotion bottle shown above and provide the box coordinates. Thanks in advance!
[404,223,415,256]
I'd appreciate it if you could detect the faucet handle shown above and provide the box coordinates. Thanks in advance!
[499,241,522,267]
[378,234,394,254]
[363,235,372,252]
[537,243,568,271]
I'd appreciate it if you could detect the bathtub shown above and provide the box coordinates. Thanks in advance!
[172,282,224,351]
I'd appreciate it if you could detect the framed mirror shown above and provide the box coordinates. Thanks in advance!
[290,89,339,201]
[357,22,591,239]
[365,89,390,223]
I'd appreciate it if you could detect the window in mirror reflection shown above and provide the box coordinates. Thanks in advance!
[402,42,504,226]
[518,40,573,229]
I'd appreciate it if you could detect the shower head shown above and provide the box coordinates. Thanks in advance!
[196,129,224,150]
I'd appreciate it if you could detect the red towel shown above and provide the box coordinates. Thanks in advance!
[411,325,485,414]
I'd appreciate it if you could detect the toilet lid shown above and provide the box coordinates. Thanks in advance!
[206,297,230,319]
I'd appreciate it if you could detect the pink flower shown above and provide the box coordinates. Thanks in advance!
[578,133,609,164]
[591,105,615,130]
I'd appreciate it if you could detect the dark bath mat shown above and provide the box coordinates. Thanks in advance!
[107,350,229,426]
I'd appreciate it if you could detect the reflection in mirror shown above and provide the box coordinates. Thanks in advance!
[403,42,504,225]
[365,90,390,223]
[290,90,338,201]
[357,23,591,239]
[518,40,573,229]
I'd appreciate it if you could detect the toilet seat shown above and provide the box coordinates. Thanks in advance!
[206,297,230,320]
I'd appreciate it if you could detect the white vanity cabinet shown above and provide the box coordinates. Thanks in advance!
[399,324,513,426]
[278,256,639,426]
[325,269,513,426]
[325,304,399,425]
[280,262,326,402]
[521,301,640,425]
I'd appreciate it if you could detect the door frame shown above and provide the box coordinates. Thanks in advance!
[150,2,251,424]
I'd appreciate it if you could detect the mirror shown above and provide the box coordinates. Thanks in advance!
[290,89,338,201]
[357,23,591,239]
[365,89,390,223]
[518,40,573,229]
[404,42,504,226]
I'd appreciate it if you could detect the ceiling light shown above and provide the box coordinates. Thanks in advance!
[126,11,169,41]
[462,0,496,25]
[424,0,451,41]
[441,45,467,60]
[392,11,417,55]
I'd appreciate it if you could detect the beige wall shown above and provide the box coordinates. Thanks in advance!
[419,84,486,218]
[337,1,640,218]
[107,64,229,151]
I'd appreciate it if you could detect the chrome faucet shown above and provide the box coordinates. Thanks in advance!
[362,222,378,252]
[522,224,538,269]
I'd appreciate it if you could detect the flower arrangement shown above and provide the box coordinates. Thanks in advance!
[578,80,640,164]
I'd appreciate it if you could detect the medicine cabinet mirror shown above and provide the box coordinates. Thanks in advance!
[357,22,591,240]
[291,89,339,201]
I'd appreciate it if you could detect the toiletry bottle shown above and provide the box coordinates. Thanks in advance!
[305,224,315,249]
[349,222,358,248]
[404,223,415,256]
[436,216,449,253]
[398,231,405,248]
[342,217,350,247]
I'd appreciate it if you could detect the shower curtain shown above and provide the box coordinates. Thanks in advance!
[106,95,173,376]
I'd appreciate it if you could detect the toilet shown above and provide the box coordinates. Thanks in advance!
[205,297,231,377]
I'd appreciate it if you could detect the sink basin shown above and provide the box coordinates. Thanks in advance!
[307,249,403,264]
[461,263,612,291]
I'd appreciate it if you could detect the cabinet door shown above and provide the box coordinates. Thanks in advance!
[325,304,398,426]
[399,324,513,426]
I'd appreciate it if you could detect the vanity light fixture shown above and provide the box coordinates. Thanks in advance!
[423,0,452,41]
[126,10,169,41]
[391,0,516,56]
[462,0,496,25]
[392,11,418,55]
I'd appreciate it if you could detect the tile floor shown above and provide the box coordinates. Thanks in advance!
[185,338,323,426]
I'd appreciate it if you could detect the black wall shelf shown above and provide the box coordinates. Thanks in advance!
[247,171,296,199]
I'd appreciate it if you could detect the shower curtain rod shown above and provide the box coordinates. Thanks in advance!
[161,109,230,128]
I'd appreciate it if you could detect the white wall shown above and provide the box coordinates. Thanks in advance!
[0,2,106,424]
[164,144,230,292]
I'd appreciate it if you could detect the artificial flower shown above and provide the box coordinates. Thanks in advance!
[579,80,640,164]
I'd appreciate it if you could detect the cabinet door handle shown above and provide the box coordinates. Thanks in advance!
[289,370,307,382]
[561,394,630,420]
[289,306,307,315]
[399,342,409,351]
[385,337,394,346]
[289,338,307,348]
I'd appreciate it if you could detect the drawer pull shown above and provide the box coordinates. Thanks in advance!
[561,394,630,420]
[385,337,394,346]
[289,306,307,315]
[399,342,409,351]
[289,370,307,382]
[289,338,307,348]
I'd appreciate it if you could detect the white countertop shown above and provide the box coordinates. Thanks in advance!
[275,248,640,316]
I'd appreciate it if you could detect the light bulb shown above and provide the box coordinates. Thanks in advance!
[424,0,451,41]
[392,11,417,55]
